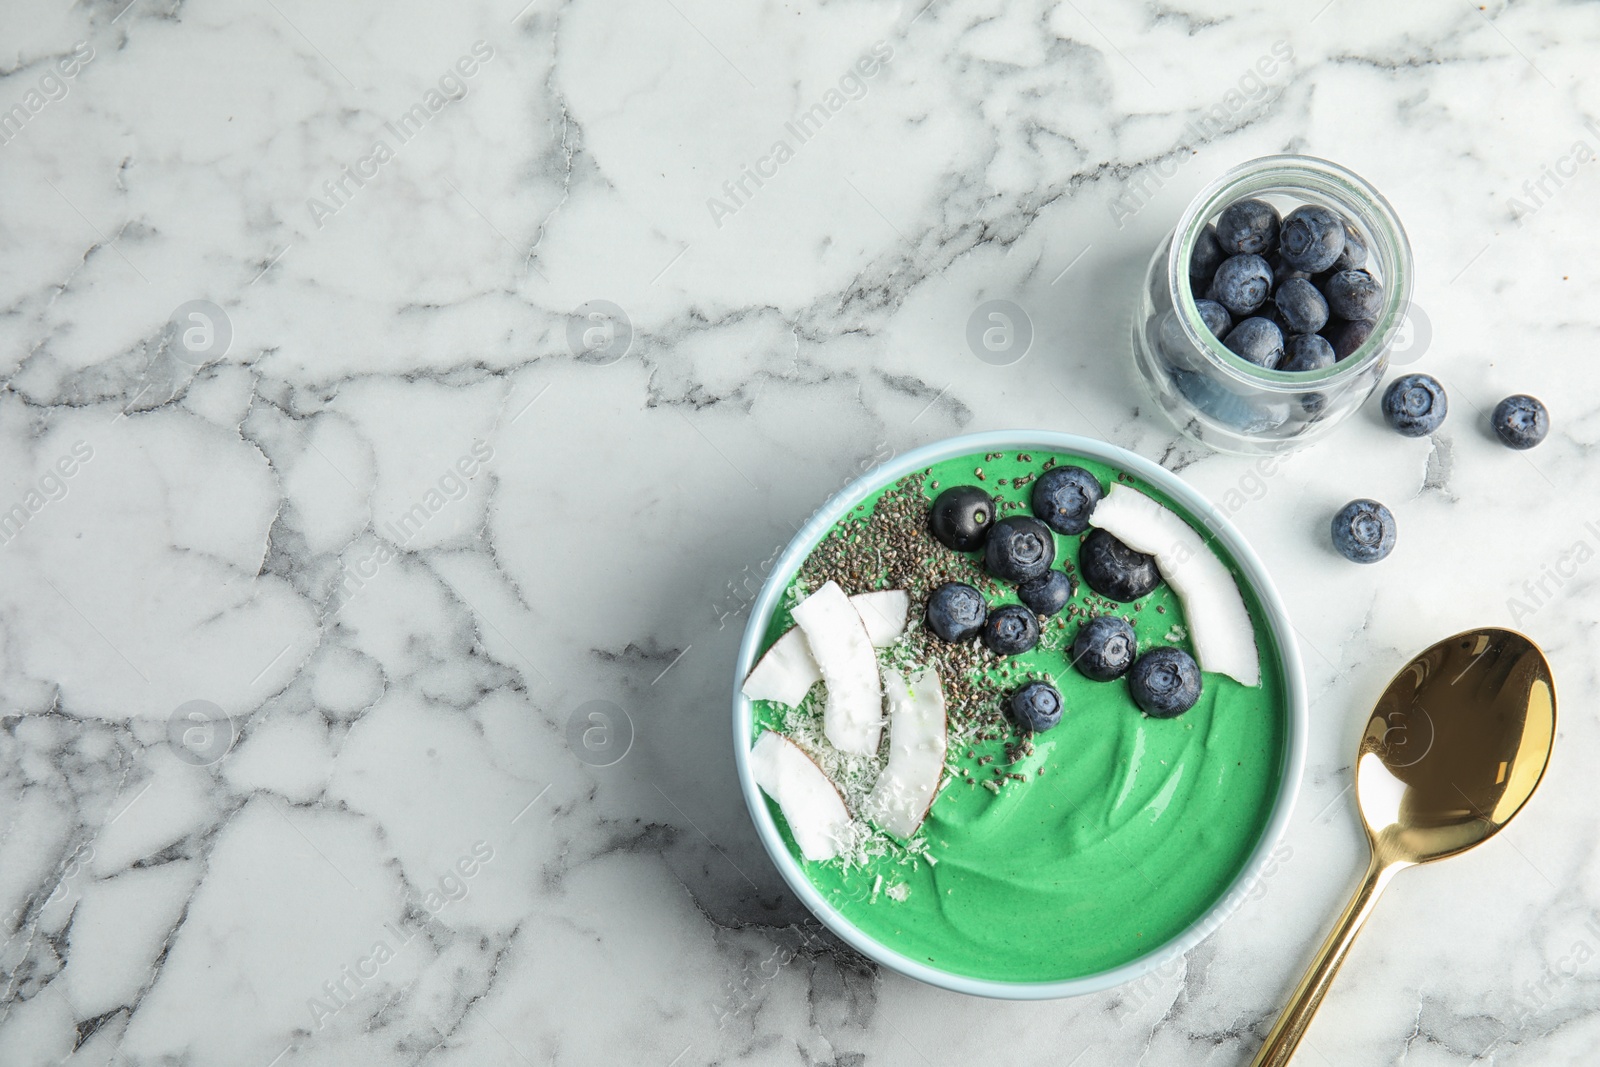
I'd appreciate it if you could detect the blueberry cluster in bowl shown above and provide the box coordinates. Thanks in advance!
[922,468,1202,730]
[1190,197,1382,372]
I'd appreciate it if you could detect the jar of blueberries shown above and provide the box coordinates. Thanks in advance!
[1132,155,1413,455]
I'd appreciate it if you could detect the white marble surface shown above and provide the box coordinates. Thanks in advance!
[2,0,1598,1063]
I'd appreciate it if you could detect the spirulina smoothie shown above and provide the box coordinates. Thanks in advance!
[748,449,1285,983]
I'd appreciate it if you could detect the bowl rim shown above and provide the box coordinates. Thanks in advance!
[730,429,1308,1000]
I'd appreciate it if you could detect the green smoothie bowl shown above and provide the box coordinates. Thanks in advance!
[732,430,1305,998]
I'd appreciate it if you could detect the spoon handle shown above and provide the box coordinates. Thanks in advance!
[1249,851,1403,1067]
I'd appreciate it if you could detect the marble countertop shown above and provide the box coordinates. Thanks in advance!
[3,0,1598,1063]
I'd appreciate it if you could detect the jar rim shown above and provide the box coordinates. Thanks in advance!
[1168,154,1414,390]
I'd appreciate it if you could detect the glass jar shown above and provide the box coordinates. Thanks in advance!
[1131,155,1413,455]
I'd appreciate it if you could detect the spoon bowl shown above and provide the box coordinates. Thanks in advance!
[1359,628,1555,866]
[1252,628,1555,1067]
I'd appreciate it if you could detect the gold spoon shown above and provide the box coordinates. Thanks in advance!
[1251,628,1556,1067]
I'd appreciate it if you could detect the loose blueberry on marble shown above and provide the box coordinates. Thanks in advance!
[1492,394,1550,449]
[1280,332,1336,373]
[1128,647,1202,718]
[1071,614,1138,682]
[985,516,1056,583]
[1381,373,1448,437]
[1273,277,1329,335]
[1277,204,1346,273]
[1190,223,1225,291]
[1325,317,1375,361]
[929,485,995,552]
[1031,465,1103,535]
[1194,298,1232,341]
[926,582,987,642]
[1330,499,1397,563]
[983,603,1040,656]
[1223,317,1284,368]
[1208,254,1273,316]
[1325,269,1383,321]
[1333,221,1368,271]
[1216,198,1280,256]
[1008,681,1063,733]
[1018,569,1075,616]
[1079,528,1160,602]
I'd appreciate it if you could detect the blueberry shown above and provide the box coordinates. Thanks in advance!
[1332,221,1368,271]
[984,516,1055,583]
[1223,317,1284,368]
[1207,254,1273,316]
[983,603,1040,656]
[1273,277,1330,335]
[1325,317,1376,361]
[1018,569,1075,616]
[1280,333,1335,373]
[1190,223,1225,292]
[1079,528,1160,602]
[1330,499,1396,563]
[1324,269,1383,321]
[1216,199,1280,256]
[1031,465,1103,535]
[1170,369,1290,434]
[1277,204,1346,273]
[1492,394,1549,449]
[1156,309,1201,370]
[1381,373,1447,437]
[1268,252,1311,290]
[1282,334,1335,414]
[1071,615,1137,681]
[1260,300,1293,337]
[1128,647,1202,718]
[1008,681,1063,732]
[925,582,986,642]
[1194,298,1232,341]
[929,485,995,552]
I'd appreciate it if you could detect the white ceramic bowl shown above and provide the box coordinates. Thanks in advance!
[731,430,1307,999]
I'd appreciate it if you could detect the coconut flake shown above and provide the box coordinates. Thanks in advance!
[791,581,884,755]
[742,628,818,707]
[1089,485,1260,686]
[851,590,911,647]
[862,668,948,839]
[749,731,854,862]
[741,592,910,707]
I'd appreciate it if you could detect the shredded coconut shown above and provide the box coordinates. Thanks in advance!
[772,631,958,872]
